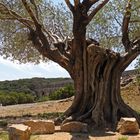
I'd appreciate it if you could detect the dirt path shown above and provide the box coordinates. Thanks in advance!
[0,98,72,117]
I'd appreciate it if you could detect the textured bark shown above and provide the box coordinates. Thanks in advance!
[64,45,140,130]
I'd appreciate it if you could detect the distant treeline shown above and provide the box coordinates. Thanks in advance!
[0,78,74,106]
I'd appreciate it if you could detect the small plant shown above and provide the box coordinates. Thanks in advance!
[49,84,74,100]
[0,131,8,140]
[36,96,49,102]
[137,111,140,116]
[37,112,64,119]
[0,120,8,127]
[118,136,128,140]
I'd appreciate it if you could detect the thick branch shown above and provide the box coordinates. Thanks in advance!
[74,0,80,7]
[87,0,109,23]
[122,0,132,52]
[64,0,74,13]
[21,0,40,27]
[82,0,99,13]
[30,0,39,20]
[21,0,63,48]
[29,29,73,74]
[120,42,140,72]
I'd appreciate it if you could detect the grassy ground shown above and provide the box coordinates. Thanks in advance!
[0,132,8,140]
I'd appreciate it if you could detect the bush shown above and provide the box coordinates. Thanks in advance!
[0,120,8,127]
[0,92,35,106]
[37,112,64,119]
[49,84,74,100]
[37,96,49,102]
[0,132,8,140]
[118,137,128,140]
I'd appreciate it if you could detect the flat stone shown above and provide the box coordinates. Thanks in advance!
[8,124,31,140]
[117,117,139,135]
[61,121,88,133]
[23,120,55,134]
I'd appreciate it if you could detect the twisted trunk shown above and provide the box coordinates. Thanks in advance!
[65,44,140,130]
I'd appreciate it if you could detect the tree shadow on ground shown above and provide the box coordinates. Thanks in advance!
[70,133,90,140]
[90,130,116,137]
[71,130,116,140]
[70,130,116,140]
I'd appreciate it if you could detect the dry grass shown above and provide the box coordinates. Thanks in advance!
[121,82,140,113]
[0,100,72,118]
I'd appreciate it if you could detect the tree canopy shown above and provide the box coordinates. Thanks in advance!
[0,0,139,64]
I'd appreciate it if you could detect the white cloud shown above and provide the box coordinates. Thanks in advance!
[0,57,70,81]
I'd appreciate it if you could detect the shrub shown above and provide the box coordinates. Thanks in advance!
[37,96,49,102]
[37,112,64,119]
[49,84,74,100]
[118,137,128,140]
[0,120,8,127]
[0,132,8,140]
[0,92,35,106]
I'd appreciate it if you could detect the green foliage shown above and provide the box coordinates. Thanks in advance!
[37,112,64,119]
[0,0,139,63]
[118,136,128,140]
[37,96,49,102]
[49,84,74,100]
[0,78,73,104]
[0,132,8,140]
[137,111,140,116]
[0,0,72,63]
[0,120,8,127]
[0,77,71,94]
[0,92,35,106]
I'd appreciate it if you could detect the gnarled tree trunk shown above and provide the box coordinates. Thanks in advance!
[65,44,140,129]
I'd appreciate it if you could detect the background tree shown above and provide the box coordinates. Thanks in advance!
[0,0,140,129]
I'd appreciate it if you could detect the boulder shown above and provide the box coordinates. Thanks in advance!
[8,124,31,140]
[23,120,55,134]
[61,121,88,133]
[117,117,139,134]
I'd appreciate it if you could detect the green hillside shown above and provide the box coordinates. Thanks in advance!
[0,78,73,105]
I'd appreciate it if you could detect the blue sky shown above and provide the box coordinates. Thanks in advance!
[0,57,70,81]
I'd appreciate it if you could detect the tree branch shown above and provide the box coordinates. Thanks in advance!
[21,0,40,27]
[74,0,80,7]
[1,1,73,76]
[29,29,73,74]
[0,2,33,29]
[30,0,39,20]
[122,0,132,52]
[21,0,74,74]
[64,0,74,13]
[87,0,109,23]
[82,0,99,13]
[120,40,140,72]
